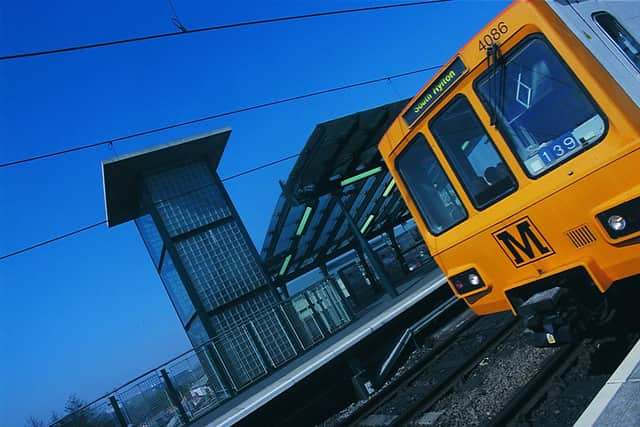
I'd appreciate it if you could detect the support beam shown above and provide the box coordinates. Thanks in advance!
[160,369,189,424]
[386,228,410,274]
[141,188,217,339]
[336,197,398,298]
[109,396,128,427]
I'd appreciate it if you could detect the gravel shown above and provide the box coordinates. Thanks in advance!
[425,328,556,426]
[524,342,609,426]
[318,312,514,426]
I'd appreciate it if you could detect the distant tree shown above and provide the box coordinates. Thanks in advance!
[49,393,124,427]
[49,411,61,424]
[59,394,91,427]
[24,416,46,427]
[64,394,86,413]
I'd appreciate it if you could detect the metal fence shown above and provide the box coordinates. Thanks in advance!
[51,279,353,427]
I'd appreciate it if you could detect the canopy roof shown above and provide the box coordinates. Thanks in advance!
[102,128,231,227]
[260,99,411,282]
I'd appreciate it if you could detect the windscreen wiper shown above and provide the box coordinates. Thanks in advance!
[486,43,505,127]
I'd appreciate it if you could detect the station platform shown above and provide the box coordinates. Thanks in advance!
[575,338,640,426]
[191,268,447,427]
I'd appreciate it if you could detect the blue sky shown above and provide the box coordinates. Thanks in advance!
[0,1,508,424]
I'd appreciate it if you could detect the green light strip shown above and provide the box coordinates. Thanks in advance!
[360,214,375,234]
[279,254,292,276]
[295,206,313,236]
[340,166,383,187]
[382,179,396,197]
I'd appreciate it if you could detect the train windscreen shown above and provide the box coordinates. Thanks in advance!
[430,95,517,209]
[475,35,606,177]
[396,133,467,235]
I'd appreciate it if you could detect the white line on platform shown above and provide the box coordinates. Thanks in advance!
[573,338,640,426]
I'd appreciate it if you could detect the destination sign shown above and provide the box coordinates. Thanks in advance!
[403,57,467,126]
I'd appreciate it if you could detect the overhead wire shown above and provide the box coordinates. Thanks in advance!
[0,221,107,261]
[0,0,452,61]
[0,152,301,261]
[0,65,442,168]
[0,1,452,260]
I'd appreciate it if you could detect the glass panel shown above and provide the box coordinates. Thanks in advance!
[593,12,640,70]
[54,400,121,427]
[287,294,325,348]
[396,134,467,235]
[273,204,305,256]
[166,348,231,417]
[213,326,267,389]
[118,374,184,427]
[159,251,196,325]
[186,316,209,346]
[306,282,351,333]
[134,214,164,269]
[209,290,277,332]
[430,96,517,209]
[249,310,298,368]
[476,36,606,177]
[144,161,231,237]
[175,221,269,310]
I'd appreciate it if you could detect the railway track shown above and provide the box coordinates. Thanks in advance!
[483,340,585,426]
[338,312,518,427]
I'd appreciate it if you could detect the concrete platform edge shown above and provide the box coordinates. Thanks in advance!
[207,274,447,427]
[574,338,640,426]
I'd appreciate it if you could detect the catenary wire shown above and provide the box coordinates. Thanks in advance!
[0,65,442,168]
[0,221,107,261]
[0,152,300,261]
[0,1,452,61]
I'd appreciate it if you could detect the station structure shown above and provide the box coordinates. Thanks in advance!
[50,96,637,427]
[91,98,453,426]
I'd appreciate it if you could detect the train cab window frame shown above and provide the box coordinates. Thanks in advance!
[474,34,608,178]
[395,133,468,236]
[593,11,640,72]
[429,94,518,210]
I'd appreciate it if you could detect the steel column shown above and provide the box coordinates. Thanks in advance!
[336,197,398,298]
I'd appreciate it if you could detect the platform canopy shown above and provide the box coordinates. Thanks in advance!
[261,99,412,283]
[102,128,231,227]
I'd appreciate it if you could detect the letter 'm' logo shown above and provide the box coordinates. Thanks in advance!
[492,217,554,267]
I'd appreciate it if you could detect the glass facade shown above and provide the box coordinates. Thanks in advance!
[136,215,196,326]
[175,222,268,311]
[145,161,231,237]
[135,159,298,382]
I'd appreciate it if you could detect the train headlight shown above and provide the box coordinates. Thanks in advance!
[468,273,482,286]
[597,196,640,239]
[449,268,485,295]
[607,215,626,231]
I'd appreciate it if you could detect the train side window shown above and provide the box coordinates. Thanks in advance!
[429,95,517,210]
[593,12,640,71]
[475,35,607,178]
[396,134,467,236]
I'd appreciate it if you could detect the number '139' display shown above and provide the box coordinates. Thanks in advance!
[538,133,580,165]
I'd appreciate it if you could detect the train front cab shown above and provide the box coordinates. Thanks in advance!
[379,0,640,346]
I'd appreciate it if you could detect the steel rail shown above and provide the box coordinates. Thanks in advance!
[484,340,585,427]
[388,317,520,427]
[338,307,479,426]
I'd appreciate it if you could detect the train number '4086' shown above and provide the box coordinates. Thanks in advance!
[479,22,509,51]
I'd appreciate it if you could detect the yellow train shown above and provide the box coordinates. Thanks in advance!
[379,0,640,346]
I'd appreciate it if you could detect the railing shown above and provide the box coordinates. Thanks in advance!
[51,279,352,427]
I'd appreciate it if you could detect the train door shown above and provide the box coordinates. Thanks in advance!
[547,0,640,107]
